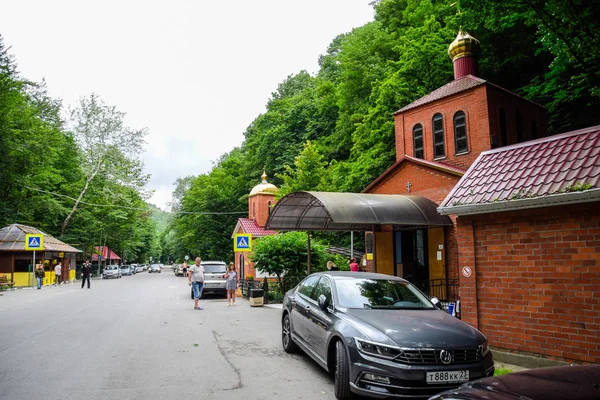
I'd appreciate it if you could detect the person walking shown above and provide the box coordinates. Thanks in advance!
[54,261,62,286]
[35,264,45,289]
[81,259,92,289]
[188,257,205,310]
[225,262,239,306]
[326,261,339,271]
[349,258,360,272]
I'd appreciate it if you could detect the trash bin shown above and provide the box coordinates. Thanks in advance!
[249,288,264,307]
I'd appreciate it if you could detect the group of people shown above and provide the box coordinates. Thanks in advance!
[33,260,70,289]
[187,257,240,310]
[326,257,362,272]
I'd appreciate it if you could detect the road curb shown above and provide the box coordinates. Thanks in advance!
[491,348,568,369]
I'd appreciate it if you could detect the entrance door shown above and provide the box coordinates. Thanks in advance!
[427,228,446,281]
[427,227,447,299]
[401,229,429,282]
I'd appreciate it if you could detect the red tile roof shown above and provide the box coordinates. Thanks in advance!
[92,246,121,261]
[237,218,277,237]
[395,75,486,114]
[439,126,600,214]
[394,75,544,114]
[363,155,465,193]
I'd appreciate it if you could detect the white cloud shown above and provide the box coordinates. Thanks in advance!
[1,0,374,210]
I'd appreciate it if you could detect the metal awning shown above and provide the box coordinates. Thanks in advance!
[265,191,452,231]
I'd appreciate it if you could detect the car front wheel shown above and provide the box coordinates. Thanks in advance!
[334,341,352,399]
[282,313,298,353]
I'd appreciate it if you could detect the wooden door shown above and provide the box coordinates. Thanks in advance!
[427,227,446,298]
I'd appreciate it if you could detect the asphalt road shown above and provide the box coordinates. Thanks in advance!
[0,270,340,400]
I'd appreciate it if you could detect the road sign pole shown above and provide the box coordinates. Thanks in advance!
[31,250,35,289]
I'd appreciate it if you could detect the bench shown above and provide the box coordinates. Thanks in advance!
[0,274,15,291]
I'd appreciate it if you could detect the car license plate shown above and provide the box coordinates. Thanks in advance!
[205,283,219,288]
[426,370,469,384]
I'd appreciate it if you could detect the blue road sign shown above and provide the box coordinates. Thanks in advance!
[25,234,43,250]
[234,234,252,252]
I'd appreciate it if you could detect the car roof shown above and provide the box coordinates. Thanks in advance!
[201,261,226,264]
[312,271,409,282]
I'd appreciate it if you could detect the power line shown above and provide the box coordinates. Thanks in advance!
[24,186,247,215]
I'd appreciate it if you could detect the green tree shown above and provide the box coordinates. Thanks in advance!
[250,231,328,292]
[61,94,149,236]
[276,141,328,198]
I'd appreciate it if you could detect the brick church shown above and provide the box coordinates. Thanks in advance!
[361,30,600,364]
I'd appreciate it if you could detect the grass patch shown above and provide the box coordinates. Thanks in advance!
[494,368,513,376]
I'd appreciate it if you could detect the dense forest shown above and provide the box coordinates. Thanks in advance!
[2,0,599,264]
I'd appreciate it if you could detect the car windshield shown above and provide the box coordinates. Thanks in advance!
[106,266,116,270]
[151,264,160,268]
[202,263,226,273]
[334,277,435,310]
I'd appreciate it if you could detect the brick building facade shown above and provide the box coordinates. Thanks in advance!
[231,173,278,279]
[362,30,599,364]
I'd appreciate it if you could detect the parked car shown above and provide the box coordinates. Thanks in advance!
[102,265,122,279]
[135,265,144,273]
[189,261,227,299]
[174,264,185,276]
[429,364,600,400]
[120,265,132,276]
[148,264,161,273]
[281,272,494,399]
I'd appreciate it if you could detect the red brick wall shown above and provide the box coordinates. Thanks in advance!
[366,162,462,281]
[248,193,276,227]
[458,202,600,364]
[486,85,548,147]
[395,85,491,171]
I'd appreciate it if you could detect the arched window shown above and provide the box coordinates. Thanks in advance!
[516,110,524,142]
[531,121,538,139]
[413,124,424,159]
[453,111,468,154]
[499,108,509,146]
[432,113,445,158]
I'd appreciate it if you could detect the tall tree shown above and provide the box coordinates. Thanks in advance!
[61,94,148,236]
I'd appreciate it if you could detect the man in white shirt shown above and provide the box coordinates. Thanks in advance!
[188,257,205,310]
[54,262,62,286]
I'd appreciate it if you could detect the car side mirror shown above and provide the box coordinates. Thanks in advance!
[431,297,444,310]
[318,294,330,310]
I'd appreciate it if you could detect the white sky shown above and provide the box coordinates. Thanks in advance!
[1,0,374,210]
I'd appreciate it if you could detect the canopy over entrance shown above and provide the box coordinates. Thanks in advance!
[265,191,452,231]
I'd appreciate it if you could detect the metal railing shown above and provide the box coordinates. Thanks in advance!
[412,279,459,303]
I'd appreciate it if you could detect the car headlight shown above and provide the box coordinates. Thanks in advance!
[479,341,489,357]
[354,338,401,360]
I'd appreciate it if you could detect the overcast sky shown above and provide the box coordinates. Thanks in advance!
[1,0,374,210]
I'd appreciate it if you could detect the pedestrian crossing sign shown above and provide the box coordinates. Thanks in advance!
[25,234,44,250]
[234,234,252,252]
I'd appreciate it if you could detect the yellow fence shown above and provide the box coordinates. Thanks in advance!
[13,271,76,287]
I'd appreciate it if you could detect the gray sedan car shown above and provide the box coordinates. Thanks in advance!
[101,265,121,279]
[281,272,494,399]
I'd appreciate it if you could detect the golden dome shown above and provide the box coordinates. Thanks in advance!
[249,171,278,196]
[448,30,480,62]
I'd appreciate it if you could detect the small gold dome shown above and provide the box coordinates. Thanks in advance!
[249,171,278,196]
[448,30,480,62]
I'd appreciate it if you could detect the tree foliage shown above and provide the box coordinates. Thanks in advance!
[0,35,160,263]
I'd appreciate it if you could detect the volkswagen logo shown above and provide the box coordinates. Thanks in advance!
[440,350,452,364]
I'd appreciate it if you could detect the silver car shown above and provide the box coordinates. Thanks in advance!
[202,261,227,295]
[148,264,161,273]
[102,265,121,279]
